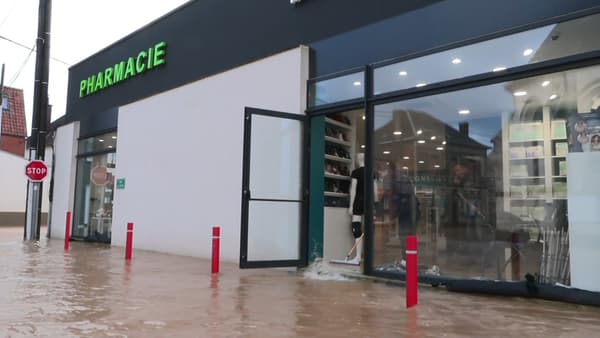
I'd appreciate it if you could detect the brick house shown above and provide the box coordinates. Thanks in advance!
[1,86,27,157]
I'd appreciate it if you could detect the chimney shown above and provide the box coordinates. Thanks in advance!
[459,122,469,136]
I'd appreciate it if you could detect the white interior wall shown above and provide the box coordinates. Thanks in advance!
[113,46,309,262]
[49,122,79,238]
[567,152,600,292]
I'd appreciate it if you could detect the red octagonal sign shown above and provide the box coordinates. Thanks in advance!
[25,160,48,182]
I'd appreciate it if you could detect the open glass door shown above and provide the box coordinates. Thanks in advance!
[240,107,307,268]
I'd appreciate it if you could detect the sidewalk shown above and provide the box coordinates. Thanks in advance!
[1,226,600,337]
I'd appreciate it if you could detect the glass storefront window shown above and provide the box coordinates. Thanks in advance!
[78,131,118,154]
[374,12,600,95]
[73,132,117,243]
[372,64,600,286]
[308,71,364,107]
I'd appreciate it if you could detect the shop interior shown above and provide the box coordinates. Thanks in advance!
[318,64,600,285]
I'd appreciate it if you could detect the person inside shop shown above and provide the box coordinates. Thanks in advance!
[389,164,420,267]
[446,160,484,262]
[591,134,600,151]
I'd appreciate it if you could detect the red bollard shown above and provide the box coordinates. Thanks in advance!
[125,222,134,260]
[64,211,71,251]
[406,236,418,308]
[212,226,220,274]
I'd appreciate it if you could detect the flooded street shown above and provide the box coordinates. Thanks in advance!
[1,226,600,337]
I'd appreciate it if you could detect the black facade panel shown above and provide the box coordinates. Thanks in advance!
[310,0,600,76]
[78,107,118,139]
[65,0,442,132]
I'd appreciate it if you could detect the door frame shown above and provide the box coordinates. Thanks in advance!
[239,107,309,268]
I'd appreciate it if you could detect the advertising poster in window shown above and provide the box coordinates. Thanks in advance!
[567,108,600,152]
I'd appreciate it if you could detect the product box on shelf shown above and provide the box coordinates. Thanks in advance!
[527,184,546,198]
[510,185,528,198]
[525,145,544,158]
[529,206,546,220]
[555,142,568,156]
[510,146,526,159]
[553,181,567,197]
[551,120,567,139]
[510,164,529,177]
[510,122,543,142]
[558,160,567,176]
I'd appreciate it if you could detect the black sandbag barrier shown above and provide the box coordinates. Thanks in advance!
[445,278,600,307]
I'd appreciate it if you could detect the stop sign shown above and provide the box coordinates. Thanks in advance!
[25,160,48,182]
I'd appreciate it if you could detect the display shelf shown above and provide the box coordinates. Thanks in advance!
[509,139,545,143]
[325,173,351,180]
[325,118,352,130]
[324,191,350,197]
[324,116,355,208]
[325,154,352,163]
[510,177,545,180]
[325,136,352,147]
[509,157,545,161]
[503,105,569,222]
[510,197,547,201]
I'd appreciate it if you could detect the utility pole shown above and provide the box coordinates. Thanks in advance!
[25,0,52,241]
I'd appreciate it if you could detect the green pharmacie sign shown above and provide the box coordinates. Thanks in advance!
[79,41,167,98]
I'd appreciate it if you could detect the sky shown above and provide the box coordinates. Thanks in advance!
[0,0,189,135]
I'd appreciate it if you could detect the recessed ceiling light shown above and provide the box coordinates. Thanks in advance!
[399,71,408,76]
[549,94,558,100]
[459,109,470,115]
[108,145,113,148]
[523,48,534,56]
[362,115,366,120]
[415,83,427,88]
[393,131,402,135]
[386,162,390,165]
[402,166,409,170]
[353,81,361,86]
[430,136,436,140]
[542,80,550,87]
[383,151,391,154]
[452,58,462,64]
[98,139,104,142]
[514,91,527,97]
[436,147,444,151]
[112,136,117,139]
[418,160,425,164]
[442,141,447,145]
[434,164,441,168]
[493,66,507,72]
[403,156,410,160]
[361,145,365,149]
[418,140,426,144]
[416,129,423,135]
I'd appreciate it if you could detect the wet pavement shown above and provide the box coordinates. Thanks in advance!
[1,226,600,337]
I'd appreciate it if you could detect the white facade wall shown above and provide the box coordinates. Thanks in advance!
[0,151,28,212]
[112,47,309,261]
[1,149,52,215]
[49,122,79,238]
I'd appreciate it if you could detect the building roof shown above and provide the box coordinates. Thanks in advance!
[1,86,27,138]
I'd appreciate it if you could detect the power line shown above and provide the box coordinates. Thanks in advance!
[0,34,70,66]
[8,42,35,86]
[0,1,20,30]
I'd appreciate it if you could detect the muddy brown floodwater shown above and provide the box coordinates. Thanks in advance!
[1,226,600,337]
